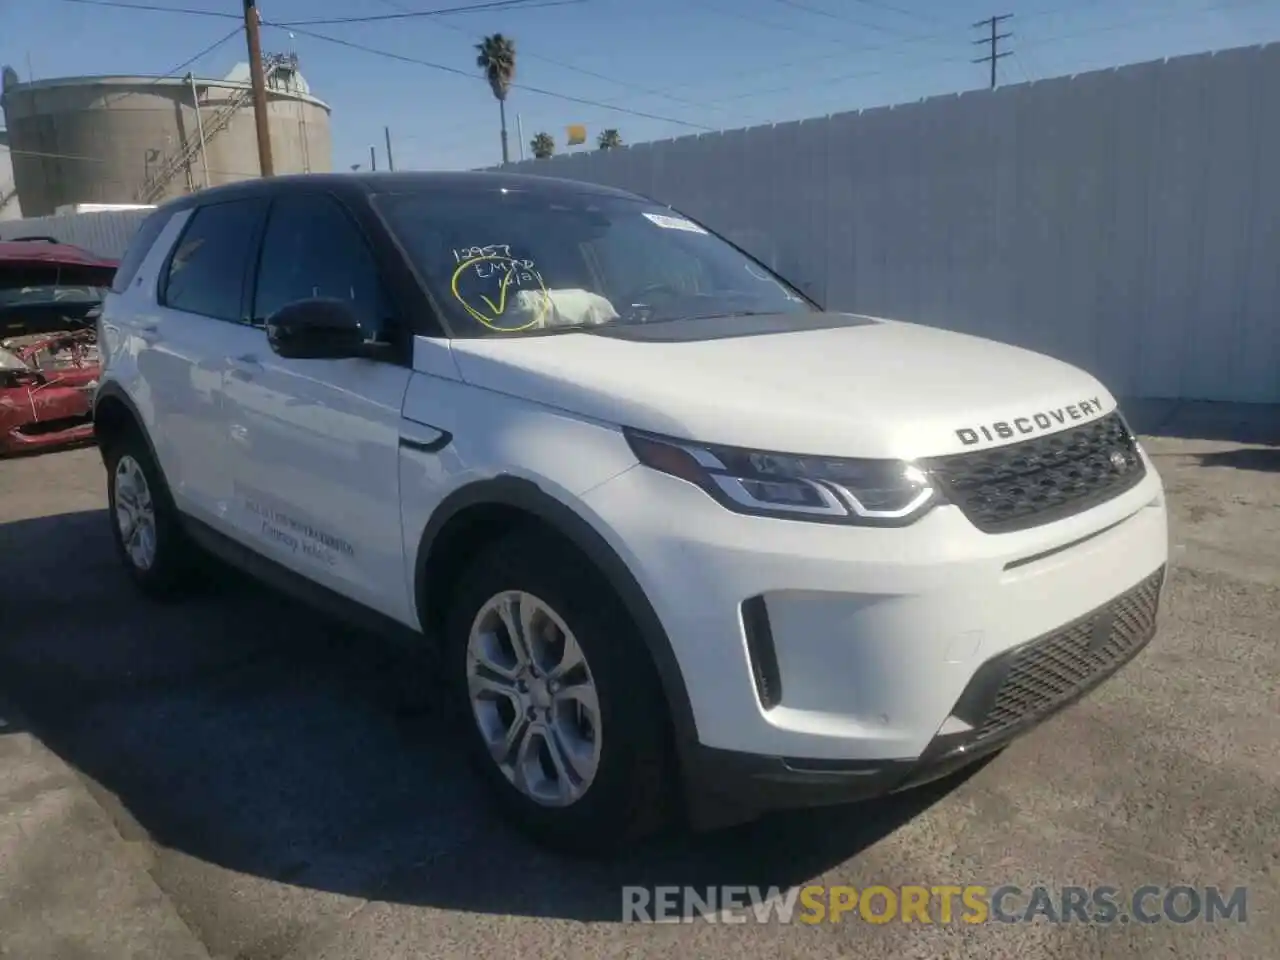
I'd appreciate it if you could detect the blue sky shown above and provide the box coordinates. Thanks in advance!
[2,0,1276,172]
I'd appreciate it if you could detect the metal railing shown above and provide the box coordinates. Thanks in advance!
[135,54,292,204]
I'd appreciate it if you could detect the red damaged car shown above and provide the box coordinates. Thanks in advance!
[0,237,116,456]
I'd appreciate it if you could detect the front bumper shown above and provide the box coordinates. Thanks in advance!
[682,564,1164,825]
[579,443,1169,815]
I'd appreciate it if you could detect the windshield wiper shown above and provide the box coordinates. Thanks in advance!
[677,310,779,322]
[507,322,609,337]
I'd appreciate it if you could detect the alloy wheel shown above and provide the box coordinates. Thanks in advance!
[113,454,157,571]
[465,590,603,806]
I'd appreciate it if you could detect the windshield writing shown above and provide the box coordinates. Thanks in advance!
[376,191,812,337]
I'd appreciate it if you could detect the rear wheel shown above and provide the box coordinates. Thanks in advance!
[103,427,198,598]
[445,529,674,856]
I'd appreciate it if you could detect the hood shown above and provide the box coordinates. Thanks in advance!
[0,238,118,269]
[447,313,1117,459]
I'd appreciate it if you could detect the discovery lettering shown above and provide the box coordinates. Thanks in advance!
[956,397,1104,446]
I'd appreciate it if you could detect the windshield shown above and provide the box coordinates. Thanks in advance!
[373,188,816,337]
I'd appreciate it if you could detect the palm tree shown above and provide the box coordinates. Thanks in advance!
[597,128,622,150]
[475,33,517,164]
[531,132,555,159]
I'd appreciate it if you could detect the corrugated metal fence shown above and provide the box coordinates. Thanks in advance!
[0,209,151,260]
[500,44,1280,404]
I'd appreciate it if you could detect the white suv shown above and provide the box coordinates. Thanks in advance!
[94,172,1169,855]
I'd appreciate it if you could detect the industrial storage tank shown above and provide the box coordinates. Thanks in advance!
[0,55,331,217]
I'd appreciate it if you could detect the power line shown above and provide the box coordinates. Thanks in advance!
[97,24,245,110]
[427,3,957,144]
[1017,0,1126,23]
[50,0,582,24]
[274,23,717,131]
[48,0,572,23]
[676,0,961,85]
[279,0,587,27]
[1012,49,1036,83]
[430,48,974,153]
[847,0,942,18]
[495,30,958,138]
[52,0,240,19]
[159,25,244,75]
[711,0,1270,110]
[409,0,964,147]
[692,0,894,47]
[364,0,719,113]
[487,0,1267,145]
[765,0,914,36]
[661,0,1259,105]
[973,13,1013,90]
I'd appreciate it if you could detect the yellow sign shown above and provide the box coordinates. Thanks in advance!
[566,124,586,146]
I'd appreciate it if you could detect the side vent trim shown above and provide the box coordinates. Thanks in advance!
[741,595,782,711]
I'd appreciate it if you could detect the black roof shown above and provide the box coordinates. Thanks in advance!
[158,170,646,212]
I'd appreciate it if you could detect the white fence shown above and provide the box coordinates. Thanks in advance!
[0,209,151,259]
[499,43,1280,404]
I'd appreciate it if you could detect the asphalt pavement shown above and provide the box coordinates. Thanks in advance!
[0,399,1277,959]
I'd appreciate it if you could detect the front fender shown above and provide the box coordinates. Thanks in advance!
[413,473,700,756]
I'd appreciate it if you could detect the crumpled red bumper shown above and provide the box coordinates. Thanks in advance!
[0,368,98,455]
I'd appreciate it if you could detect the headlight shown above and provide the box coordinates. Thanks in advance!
[623,428,939,526]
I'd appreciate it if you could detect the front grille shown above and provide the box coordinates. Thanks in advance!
[976,567,1164,740]
[924,412,1146,534]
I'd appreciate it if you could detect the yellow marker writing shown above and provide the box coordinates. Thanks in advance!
[450,254,550,332]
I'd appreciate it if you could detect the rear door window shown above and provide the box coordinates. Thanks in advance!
[161,198,269,322]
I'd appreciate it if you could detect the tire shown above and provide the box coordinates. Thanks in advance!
[103,424,198,599]
[445,527,675,857]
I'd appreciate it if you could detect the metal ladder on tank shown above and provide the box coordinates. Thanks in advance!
[135,55,289,204]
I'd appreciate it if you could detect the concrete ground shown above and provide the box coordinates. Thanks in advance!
[0,400,1277,959]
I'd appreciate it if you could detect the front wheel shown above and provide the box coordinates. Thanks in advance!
[445,529,674,856]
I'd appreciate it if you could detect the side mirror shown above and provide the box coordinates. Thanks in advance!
[265,298,367,360]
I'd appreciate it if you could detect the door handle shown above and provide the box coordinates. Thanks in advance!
[137,322,160,344]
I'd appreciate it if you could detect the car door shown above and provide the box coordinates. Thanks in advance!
[219,190,415,623]
[146,197,269,523]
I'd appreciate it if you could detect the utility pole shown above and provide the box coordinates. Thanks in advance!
[972,14,1013,90]
[384,126,395,171]
[243,0,274,176]
[369,145,377,171]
